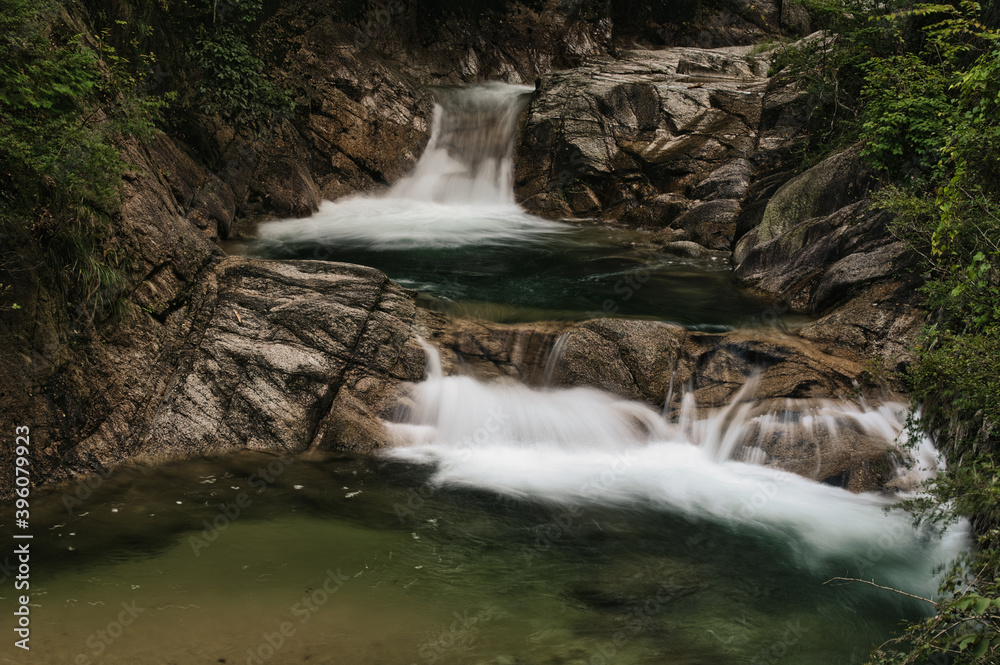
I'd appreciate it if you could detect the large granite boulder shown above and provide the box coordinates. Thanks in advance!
[71,258,431,468]
[731,147,922,362]
[515,47,771,226]
[738,147,874,251]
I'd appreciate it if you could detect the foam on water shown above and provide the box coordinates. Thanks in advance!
[257,197,568,250]
[257,82,568,250]
[386,344,968,595]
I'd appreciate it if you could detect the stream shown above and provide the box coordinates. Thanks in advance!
[11,82,969,665]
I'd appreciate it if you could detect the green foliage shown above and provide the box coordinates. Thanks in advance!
[870,458,1000,664]
[171,0,291,125]
[781,1,1000,662]
[190,29,291,126]
[0,0,167,322]
[769,0,915,158]
[839,3,1000,663]
[80,0,293,130]
[859,54,953,177]
[2,0,292,324]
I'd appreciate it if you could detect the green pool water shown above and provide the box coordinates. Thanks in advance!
[5,454,939,665]
[246,221,783,328]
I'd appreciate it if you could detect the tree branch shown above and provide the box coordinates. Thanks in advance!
[823,577,937,604]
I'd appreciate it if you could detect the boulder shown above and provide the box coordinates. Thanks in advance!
[64,258,430,473]
[798,282,925,371]
[672,198,741,250]
[250,157,321,219]
[515,46,771,230]
[752,417,897,492]
[690,158,753,201]
[753,147,873,245]
[780,1,812,37]
[543,318,869,410]
[734,192,919,330]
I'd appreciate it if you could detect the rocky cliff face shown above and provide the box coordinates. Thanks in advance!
[147,0,796,242]
[1,0,625,494]
[514,45,772,248]
[512,38,922,368]
[1,1,916,498]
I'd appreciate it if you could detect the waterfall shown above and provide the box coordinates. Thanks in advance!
[389,83,533,205]
[385,345,967,595]
[257,83,567,250]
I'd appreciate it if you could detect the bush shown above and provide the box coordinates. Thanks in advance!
[0,0,170,320]
[781,2,1000,662]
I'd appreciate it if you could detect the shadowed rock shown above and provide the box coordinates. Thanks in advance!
[515,46,771,227]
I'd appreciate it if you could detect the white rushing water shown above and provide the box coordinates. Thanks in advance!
[391,83,533,205]
[258,82,568,250]
[387,345,968,595]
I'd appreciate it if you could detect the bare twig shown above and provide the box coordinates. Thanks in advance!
[823,577,936,604]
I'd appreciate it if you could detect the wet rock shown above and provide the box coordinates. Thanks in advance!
[250,157,321,218]
[188,174,237,239]
[424,317,568,383]
[798,282,925,371]
[734,201,867,309]
[657,241,731,260]
[733,190,921,360]
[751,147,873,247]
[752,417,897,492]
[515,46,770,230]
[544,319,868,410]
[69,259,430,469]
[672,198,741,251]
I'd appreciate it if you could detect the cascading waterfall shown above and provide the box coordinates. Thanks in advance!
[389,83,531,205]
[257,82,567,250]
[386,344,968,595]
[251,82,778,327]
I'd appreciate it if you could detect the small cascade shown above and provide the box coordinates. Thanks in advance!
[392,340,672,452]
[540,331,571,387]
[386,344,965,593]
[389,83,534,205]
[393,346,941,485]
[257,82,567,251]
[671,373,940,486]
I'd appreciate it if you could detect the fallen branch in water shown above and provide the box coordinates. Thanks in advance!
[823,577,936,604]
